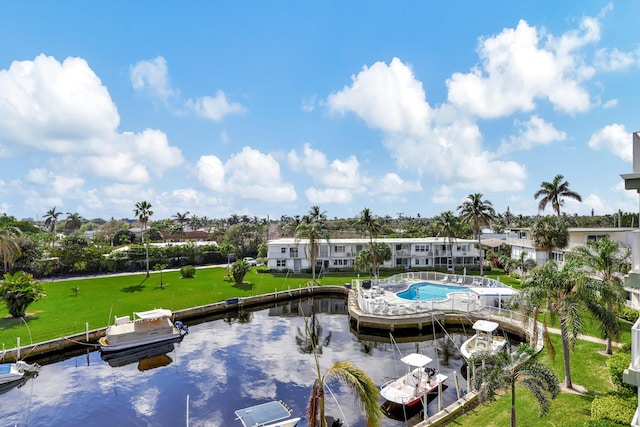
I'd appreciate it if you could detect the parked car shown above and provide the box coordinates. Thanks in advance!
[243,257,258,266]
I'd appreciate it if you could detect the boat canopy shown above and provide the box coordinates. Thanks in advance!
[134,309,173,320]
[400,353,432,367]
[235,400,292,427]
[472,320,499,333]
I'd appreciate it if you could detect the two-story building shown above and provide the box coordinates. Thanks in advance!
[266,237,479,273]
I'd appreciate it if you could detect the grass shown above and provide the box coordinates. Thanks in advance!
[0,266,358,347]
[450,334,624,427]
[0,266,632,426]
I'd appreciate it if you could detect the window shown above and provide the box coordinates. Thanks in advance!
[280,247,286,254]
[586,234,607,242]
[289,247,298,257]
[415,244,429,252]
[332,259,348,266]
[276,260,286,267]
[333,245,346,253]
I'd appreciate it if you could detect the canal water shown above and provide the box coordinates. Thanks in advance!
[0,297,471,426]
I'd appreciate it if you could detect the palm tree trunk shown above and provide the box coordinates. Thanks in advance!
[478,231,484,276]
[606,302,613,355]
[511,377,516,427]
[559,313,573,389]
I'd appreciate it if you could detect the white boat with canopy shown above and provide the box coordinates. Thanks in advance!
[234,400,301,427]
[98,308,188,353]
[460,320,507,359]
[379,353,448,407]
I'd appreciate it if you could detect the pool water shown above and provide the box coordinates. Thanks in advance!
[397,282,467,301]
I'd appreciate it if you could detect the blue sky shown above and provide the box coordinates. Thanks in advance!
[1,1,640,222]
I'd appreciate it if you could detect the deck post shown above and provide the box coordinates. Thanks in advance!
[438,381,443,410]
[454,370,461,399]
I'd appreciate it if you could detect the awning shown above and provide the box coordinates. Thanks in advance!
[481,238,506,249]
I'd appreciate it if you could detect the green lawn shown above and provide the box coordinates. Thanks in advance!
[0,266,358,347]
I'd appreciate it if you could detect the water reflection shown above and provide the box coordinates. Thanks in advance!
[0,298,469,426]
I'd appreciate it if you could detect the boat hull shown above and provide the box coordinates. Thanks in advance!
[99,331,185,353]
[460,335,507,359]
[380,371,448,406]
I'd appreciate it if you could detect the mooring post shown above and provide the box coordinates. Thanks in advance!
[454,370,461,400]
[86,322,89,341]
[17,337,20,360]
[438,381,443,411]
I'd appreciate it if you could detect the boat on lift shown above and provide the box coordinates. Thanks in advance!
[234,400,301,427]
[379,353,448,407]
[460,320,507,359]
[0,361,39,385]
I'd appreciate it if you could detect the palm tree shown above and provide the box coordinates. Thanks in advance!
[134,201,153,277]
[434,211,460,273]
[295,206,329,282]
[521,260,584,389]
[357,207,381,243]
[171,211,191,240]
[65,212,83,234]
[458,193,496,276]
[0,226,22,273]
[534,174,582,218]
[567,237,630,354]
[43,207,62,233]
[302,309,382,427]
[469,344,560,427]
[531,216,569,265]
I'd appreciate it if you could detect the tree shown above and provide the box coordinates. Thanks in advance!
[369,241,392,279]
[357,207,381,243]
[231,259,251,284]
[295,206,330,282]
[171,211,191,240]
[531,216,569,264]
[0,271,46,317]
[64,212,83,234]
[303,309,382,427]
[134,201,153,277]
[469,344,560,427]
[567,237,630,354]
[154,262,169,287]
[521,260,584,389]
[458,193,496,276]
[43,207,62,233]
[534,174,582,218]
[0,226,22,273]
[434,211,460,272]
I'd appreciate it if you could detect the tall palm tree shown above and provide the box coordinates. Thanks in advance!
[134,201,153,277]
[43,207,62,233]
[567,237,630,354]
[434,211,460,273]
[65,212,83,234]
[469,344,560,427]
[521,260,584,390]
[172,211,191,240]
[458,193,496,276]
[0,226,22,273]
[357,207,381,243]
[302,309,382,427]
[534,174,582,218]
[295,206,329,282]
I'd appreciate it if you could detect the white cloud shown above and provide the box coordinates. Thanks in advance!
[0,54,119,150]
[302,94,316,112]
[447,17,597,118]
[196,147,296,202]
[498,115,566,154]
[304,187,353,204]
[130,56,175,103]
[588,123,631,162]
[185,90,246,121]
[326,57,529,196]
[602,99,618,108]
[595,47,639,71]
[327,57,431,135]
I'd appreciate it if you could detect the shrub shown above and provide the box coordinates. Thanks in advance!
[607,351,635,393]
[584,419,628,427]
[590,394,635,425]
[618,305,639,323]
[180,265,196,278]
[0,271,47,317]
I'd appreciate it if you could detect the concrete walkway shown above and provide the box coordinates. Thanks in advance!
[545,326,623,348]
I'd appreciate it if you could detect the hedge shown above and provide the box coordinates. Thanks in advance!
[590,394,636,425]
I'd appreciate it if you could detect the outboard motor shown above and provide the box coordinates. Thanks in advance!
[175,320,189,334]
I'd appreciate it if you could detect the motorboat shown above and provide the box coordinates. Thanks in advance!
[234,400,301,427]
[379,353,448,406]
[98,308,188,353]
[100,339,181,370]
[0,361,39,385]
[460,320,508,359]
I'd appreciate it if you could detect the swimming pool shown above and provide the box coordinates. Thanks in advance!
[396,282,468,301]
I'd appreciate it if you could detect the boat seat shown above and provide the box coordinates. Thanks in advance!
[114,315,131,325]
